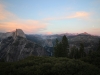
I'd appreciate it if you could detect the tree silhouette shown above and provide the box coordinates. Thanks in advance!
[69,46,80,59]
[79,43,86,58]
[54,35,69,57]
[97,39,100,52]
[61,35,69,57]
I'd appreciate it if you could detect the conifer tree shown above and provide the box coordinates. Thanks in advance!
[79,43,86,58]
[69,46,79,59]
[54,35,69,57]
[74,48,80,59]
[69,46,75,59]
[54,39,59,57]
[97,39,100,51]
[61,35,69,57]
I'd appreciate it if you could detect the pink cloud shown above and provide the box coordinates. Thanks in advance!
[0,20,47,33]
[46,32,52,35]
[67,12,89,19]
[43,11,90,21]
[0,4,47,34]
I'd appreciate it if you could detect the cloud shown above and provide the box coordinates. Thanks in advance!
[45,32,52,35]
[43,11,90,21]
[0,20,47,33]
[0,3,91,34]
[0,4,47,34]
[67,12,89,19]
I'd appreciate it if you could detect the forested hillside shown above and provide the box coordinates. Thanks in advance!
[0,56,100,75]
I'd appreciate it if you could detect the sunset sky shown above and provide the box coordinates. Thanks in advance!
[0,0,100,35]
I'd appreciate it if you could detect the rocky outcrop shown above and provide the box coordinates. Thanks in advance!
[0,29,47,62]
[0,29,26,40]
[14,29,26,39]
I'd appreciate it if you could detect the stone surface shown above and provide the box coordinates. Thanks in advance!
[0,29,26,40]
[15,29,26,38]
[0,29,47,62]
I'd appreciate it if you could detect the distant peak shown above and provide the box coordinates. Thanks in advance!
[78,32,91,36]
[83,32,88,35]
[16,29,23,31]
[0,29,26,39]
[15,29,26,38]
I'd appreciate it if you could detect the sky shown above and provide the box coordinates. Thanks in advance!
[0,0,100,35]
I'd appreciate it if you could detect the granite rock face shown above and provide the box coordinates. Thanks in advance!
[0,29,26,40]
[15,29,26,38]
[0,29,46,62]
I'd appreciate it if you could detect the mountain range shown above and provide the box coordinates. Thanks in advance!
[0,29,100,61]
[26,32,100,55]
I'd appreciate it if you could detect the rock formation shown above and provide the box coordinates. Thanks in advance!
[0,29,47,62]
[14,29,26,39]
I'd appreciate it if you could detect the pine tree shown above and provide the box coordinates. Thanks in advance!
[97,39,100,52]
[69,46,75,59]
[79,43,86,58]
[54,35,69,57]
[69,46,80,59]
[57,42,63,57]
[61,35,69,57]
[74,48,80,59]
[54,39,59,57]
[88,50,92,56]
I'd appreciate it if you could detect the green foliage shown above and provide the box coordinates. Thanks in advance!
[0,58,5,62]
[80,40,100,68]
[0,56,100,75]
[69,43,86,59]
[79,43,86,58]
[69,46,80,59]
[81,51,100,69]
[97,39,100,51]
[54,35,69,57]
[54,41,63,57]
[61,35,69,57]
[54,39,59,56]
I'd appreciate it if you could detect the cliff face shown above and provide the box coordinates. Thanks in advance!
[0,29,46,62]
[0,29,26,40]
[14,29,26,39]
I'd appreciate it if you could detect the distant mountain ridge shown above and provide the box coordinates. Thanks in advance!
[0,30,100,60]
[77,32,91,36]
[26,32,100,56]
